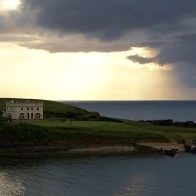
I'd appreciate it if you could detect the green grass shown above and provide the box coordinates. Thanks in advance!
[26,120,196,143]
[2,119,196,146]
[26,120,120,127]
[2,98,195,146]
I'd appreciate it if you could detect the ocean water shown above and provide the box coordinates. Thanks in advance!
[64,101,196,122]
[1,153,196,196]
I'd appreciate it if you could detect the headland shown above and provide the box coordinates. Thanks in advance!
[0,98,195,157]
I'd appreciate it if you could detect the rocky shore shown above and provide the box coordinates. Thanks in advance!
[0,141,184,158]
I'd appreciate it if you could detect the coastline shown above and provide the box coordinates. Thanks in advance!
[0,118,191,158]
[139,142,184,152]
[0,142,184,158]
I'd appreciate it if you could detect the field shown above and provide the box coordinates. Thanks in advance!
[24,119,196,143]
[1,98,196,150]
[1,118,196,148]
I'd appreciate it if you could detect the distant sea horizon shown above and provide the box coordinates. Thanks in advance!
[62,100,196,122]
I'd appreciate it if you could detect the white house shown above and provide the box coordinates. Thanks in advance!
[6,100,43,120]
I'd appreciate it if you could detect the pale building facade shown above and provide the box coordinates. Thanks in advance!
[6,100,43,120]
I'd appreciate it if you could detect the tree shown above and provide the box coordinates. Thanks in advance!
[66,111,76,126]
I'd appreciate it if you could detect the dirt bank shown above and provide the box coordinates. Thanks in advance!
[0,136,184,157]
[139,142,184,152]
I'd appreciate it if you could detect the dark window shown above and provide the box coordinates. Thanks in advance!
[36,113,41,119]
[21,108,23,110]
[37,107,39,111]
[19,113,24,119]
[31,108,33,110]
[27,108,29,110]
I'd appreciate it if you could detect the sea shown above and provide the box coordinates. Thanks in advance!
[1,154,196,196]
[1,100,196,196]
[64,100,196,122]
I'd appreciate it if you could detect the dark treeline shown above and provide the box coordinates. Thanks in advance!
[141,119,196,128]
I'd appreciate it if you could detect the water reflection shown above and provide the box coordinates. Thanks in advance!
[0,154,196,196]
[126,172,155,196]
[0,172,25,196]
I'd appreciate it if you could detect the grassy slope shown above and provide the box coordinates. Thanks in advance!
[0,98,89,115]
[1,119,196,146]
[0,121,167,146]
[1,98,196,145]
[25,120,196,143]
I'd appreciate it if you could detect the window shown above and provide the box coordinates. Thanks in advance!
[21,107,23,110]
[37,107,39,111]
[31,108,33,110]
[27,108,29,110]
[19,113,24,119]
[35,113,41,119]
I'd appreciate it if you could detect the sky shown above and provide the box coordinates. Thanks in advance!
[0,0,196,100]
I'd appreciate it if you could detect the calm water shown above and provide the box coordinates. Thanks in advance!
[1,153,196,196]
[64,101,196,122]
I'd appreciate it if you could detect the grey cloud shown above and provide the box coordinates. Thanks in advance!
[0,8,34,34]
[0,34,36,42]
[156,44,196,65]
[128,32,196,66]
[127,55,155,64]
[171,63,196,87]
[0,0,196,53]
[136,41,167,48]
[177,33,196,45]
[1,0,196,89]
[10,0,196,89]
[19,36,133,53]
[22,0,196,41]
[128,43,196,66]
[1,0,196,57]
[127,44,196,88]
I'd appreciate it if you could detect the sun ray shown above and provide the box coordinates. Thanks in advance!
[0,0,21,11]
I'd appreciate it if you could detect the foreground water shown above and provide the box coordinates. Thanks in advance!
[1,153,196,196]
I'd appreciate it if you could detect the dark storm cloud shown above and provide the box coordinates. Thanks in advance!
[177,33,196,45]
[171,63,196,87]
[127,55,155,64]
[128,43,196,66]
[2,0,196,63]
[136,41,166,48]
[22,0,196,41]
[156,44,196,65]
[1,0,196,88]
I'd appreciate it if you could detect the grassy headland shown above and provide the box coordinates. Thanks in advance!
[26,120,196,143]
[1,119,196,148]
[0,98,89,118]
[0,98,196,156]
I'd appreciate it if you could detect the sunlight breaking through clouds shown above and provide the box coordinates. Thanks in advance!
[0,0,196,99]
[0,0,21,11]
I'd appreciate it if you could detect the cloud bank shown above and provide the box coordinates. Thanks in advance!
[1,0,196,88]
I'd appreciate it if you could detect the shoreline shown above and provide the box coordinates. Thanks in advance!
[0,142,185,158]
